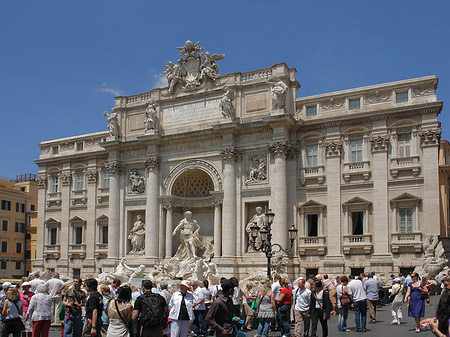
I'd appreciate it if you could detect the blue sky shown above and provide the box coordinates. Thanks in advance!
[1,0,449,179]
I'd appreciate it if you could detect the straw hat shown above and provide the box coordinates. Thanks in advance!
[180,280,192,290]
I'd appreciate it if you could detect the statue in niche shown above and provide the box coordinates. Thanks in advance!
[162,60,182,94]
[200,51,224,83]
[103,110,119,138]
[144,100,158,131]
[172,211,202,259]
[129,169,145,194]
[220,88,235,120]
[128,215,145,254]
[268,77,288,110]
[245,206,267,251]
[245,156,267,184]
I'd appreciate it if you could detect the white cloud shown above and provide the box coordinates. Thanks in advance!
[152,73,168,89]
[97,83,123,97]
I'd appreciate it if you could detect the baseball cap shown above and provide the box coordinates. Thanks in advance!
[2,282,13,289]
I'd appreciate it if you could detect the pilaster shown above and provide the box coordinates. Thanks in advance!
[163,204,173,258]
[212,201,222,258]
[107,161,122,260]
[145,155,161,257]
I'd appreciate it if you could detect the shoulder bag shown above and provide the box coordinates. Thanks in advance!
[339,286,351,306]
[313,292,327,321]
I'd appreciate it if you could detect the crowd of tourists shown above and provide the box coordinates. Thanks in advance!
[0,270,449,337]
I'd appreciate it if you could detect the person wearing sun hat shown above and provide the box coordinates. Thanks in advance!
[169,280,194,337]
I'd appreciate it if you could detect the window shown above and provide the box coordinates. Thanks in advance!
[349,98,360,110]
[16,203,25,213]
[350,139,363,162]
[31,205,35,211]
[16,242,22,254]
[73,268,80,278]
[2,220,8,231]
[101,226,108,244]
[74,226,83,244]
[15,222,24,233]
[15,261,21,270]
[307,214,318,237]
[399,208,414,233]
[52,146,59,155]
[305,145,318,167]
[75,173,84,191]
[102,170,110,189]
[27,216,31,224]
[398,134,411,158]
[76,142,84,151]
[0,261,6,269]
[26,250,31,259]
[306,268,318,277]
[306,106,317,116]
[351,211,364,235]
[50,176,58,193]
[351,267,365,277]
[1,200,11,211]
[1,241,7,253]
[49,227,57,245]
[396,91,409,103]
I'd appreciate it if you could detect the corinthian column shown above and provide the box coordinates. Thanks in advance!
[268,141,289,248]
[145,156,160,257]
[164,204,173,258]
[107,162,122,259]
[221,148,237,257]
[212,201,222,257]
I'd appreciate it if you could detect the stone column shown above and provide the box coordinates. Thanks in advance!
[212,201,222,257]
[268,141,289,248]
[35,174,47,269]
[164,204,173,258]
[59,168,71,267]
[85,167,98,273]
[145,156,160,257]
[370,135,390,256]
[107,162,122,259]
[221,148,237,257]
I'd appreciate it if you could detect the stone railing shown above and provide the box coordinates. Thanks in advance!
[126,94,151,106]
[241,69,273,82]
[390,232,423,253]
[343,161,371,181]
[343,234,372,254]
[298,236,326,255]
[43,244,60,259]
[390,156,421,177]
[95,243,108,258]
[69,244,86,259]
[300,166,325,185]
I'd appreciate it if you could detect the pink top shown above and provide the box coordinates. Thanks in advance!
[20,291,35,313]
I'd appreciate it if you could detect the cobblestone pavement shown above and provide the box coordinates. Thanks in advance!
[48,295,440,336]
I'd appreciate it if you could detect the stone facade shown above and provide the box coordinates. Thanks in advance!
[34,48,444,279]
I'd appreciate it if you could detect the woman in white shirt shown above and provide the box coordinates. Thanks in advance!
[169,280,194,337]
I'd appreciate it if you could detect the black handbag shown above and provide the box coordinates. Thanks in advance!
[4,301,25,331]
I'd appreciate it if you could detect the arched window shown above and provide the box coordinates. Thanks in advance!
[171,169,214,197]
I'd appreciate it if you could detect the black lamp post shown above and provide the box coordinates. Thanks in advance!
[249,209,298,279]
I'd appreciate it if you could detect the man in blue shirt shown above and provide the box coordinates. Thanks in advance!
[363,273,381,323]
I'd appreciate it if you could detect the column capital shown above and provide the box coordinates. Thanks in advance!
[212,200,223,207]
[145,156,161,171]
[162,203,172,211]
[369,135,390,153]
[86,170,98,184]
[323,141,343,157]
[37,175,47,189]
[221,147,239,162]
[268,140,290,159]
[59,172,72,186]
[419,128,441,147]
[106,161,123,175]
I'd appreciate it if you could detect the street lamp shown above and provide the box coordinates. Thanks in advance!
[250,209,298,278]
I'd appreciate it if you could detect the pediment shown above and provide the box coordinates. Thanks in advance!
[342,196,372,206]
[299,199,326,209]
[44,217,60,224]
[70,215,86,223]
[96,214,108,221]
[390,193,421,206]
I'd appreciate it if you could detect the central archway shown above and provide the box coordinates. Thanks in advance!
[171,169,214,197]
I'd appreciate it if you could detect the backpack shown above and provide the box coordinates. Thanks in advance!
[139,294,167,328]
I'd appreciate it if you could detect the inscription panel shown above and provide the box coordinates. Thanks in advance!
[162,98,222,126]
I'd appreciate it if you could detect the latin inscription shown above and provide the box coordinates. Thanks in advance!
[162,99,222,126]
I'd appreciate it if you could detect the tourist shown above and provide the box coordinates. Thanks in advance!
[336,276,351,332]
[253,279,276,337]
[131,286,141,303]
[0,282,14,334]
[242,283,256,331]
[169,280,194,337]
[2,287,24,337]
[29,272,45,294]
[347,274,367,332]
[83,279,103,337]
[420,276,450,336]
[390,277,404,325]
[19,281,35,337]
[202,280,212,312]
[159,281,172,306]
[275,278,292,337]
[422,276,432,306]
[293,277,311,337]
[44,272,65,324]
[404,272,428,333]
[271,275,282,299]
[405,272,413,287]
[106,286,133,337]
[62,277,86,337]
[322,275,337,315]
[205,279,236,337]
[27,284,52,337]
[230,277,244,318]
[192,281,206,337]
[100,285,112,335]
[211,277,226,301]
[305,275,315,291]
[109,279,121,297]
[132,280,168,337]
[363,273,381,323]
[309,280,331,337]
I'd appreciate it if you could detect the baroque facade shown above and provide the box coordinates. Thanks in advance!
[34,42,444,279]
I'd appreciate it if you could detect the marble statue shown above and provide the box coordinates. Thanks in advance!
[128,215,145,254]
[97,258,140,284]
[245,156,267,184]
[220,88,235,120]
[104,110,119,138]
[172,211,202,259]
[414,234,449,280]
[144,100,158,131]
[162,61,182,94]
[129,169,145,194]
[200,51,224,82]
[245,207,267,251]
[128,264,146,285]
[268,77,288,110]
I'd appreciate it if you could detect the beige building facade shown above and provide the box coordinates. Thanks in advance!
[34,49,444,279]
